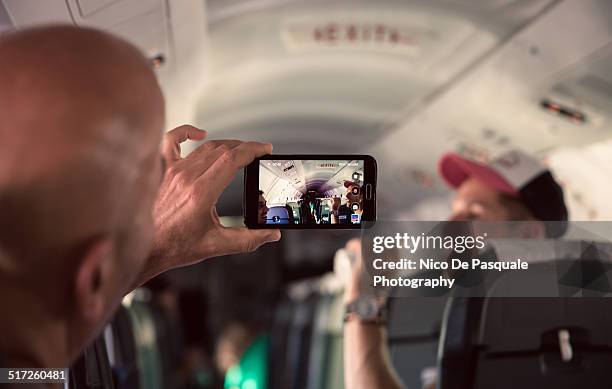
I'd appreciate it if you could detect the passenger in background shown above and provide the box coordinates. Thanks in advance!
[300,191,319,224]
[215,322,269,389]
[0,25,280,374]
[285,204,296,224]
[331,181,363,224]
[259,190,269,224]
[342,149,568,389]
[215,322,257,375]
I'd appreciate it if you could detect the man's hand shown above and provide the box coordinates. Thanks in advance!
[343,238,388,303]
[343,238,364,303]
[142,125,281,283]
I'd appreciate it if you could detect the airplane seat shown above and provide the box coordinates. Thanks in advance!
[386,297,447,389]
[269,300,294,389]
[305,293,333,389]
[267,206,290,224]
[438,260,612,389]
[321,293,345,389]
[148,301,184,389]
[124,296,164,389]
[285,294,319,389]
[69,337,116,389]
[108,306,141,389]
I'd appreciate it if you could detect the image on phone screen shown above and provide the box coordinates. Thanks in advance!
[259,159,366,225]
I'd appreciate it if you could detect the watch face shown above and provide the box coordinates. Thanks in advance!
[357,298,379,319]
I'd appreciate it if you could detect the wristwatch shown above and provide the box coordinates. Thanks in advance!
[344,296,387,325]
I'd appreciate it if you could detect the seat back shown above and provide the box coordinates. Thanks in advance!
[267,206,291,224]
[126,300,164,389]
[438,260,612,389]
[70,337,116,389]
[108,306,141,389]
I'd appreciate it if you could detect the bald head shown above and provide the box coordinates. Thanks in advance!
[0,25,170,364]
[0,25,164,288]
[0,25,164,177]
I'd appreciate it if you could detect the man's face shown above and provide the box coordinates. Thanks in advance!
[449,176,546,243]
[450,177,513,221]
[258,194,268,224]
[346,184,362,205]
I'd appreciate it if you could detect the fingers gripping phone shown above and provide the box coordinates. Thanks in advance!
[244,155,377,229]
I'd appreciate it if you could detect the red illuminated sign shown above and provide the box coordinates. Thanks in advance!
[312,23,413,45]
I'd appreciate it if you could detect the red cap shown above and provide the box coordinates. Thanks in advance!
[344,180,360,188]
[438,150,568,236]
[438,153,517,196]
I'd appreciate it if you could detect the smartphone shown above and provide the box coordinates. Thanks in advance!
[244,155,377,229]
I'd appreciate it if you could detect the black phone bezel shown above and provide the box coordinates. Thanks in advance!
[244,154,377,229]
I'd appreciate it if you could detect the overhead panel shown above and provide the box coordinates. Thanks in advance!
[196,1,498,154]
[71,0,159,26]
[0,2,13,31]
[67,0,170,62]
[3,0,173,77]
[547,45,612,116]
[75,0,119,18]
[444,0,543,10]
[2,0,73,26]
[103,7,170,63]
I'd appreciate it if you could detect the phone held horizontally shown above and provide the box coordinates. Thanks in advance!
[244,155,377,229]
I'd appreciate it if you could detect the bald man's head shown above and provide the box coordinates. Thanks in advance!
[0,25,164,180]
[0,26,165,360]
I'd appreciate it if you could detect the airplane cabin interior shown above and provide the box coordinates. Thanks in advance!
[2,1,612,389]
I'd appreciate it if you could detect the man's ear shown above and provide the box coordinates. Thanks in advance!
[74,238,114,324]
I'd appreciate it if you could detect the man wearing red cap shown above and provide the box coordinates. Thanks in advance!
[331,181,364,224]
[440,150,567,230]
[343,150,568,389]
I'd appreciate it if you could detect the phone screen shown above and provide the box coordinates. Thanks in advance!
[258,159,367,225]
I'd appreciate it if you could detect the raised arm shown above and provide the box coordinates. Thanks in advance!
[343,239,405,389]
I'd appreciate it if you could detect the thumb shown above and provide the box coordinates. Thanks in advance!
[215,227,281,256]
